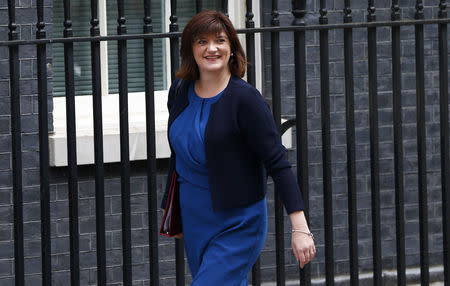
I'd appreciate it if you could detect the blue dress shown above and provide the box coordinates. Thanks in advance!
[169,83,267,285]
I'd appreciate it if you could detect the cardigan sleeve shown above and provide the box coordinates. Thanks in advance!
[160,79,180,209]
[237,86,304,214]
[167,78,179,112]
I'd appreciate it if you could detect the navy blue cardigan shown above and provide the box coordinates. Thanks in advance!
[161,76,304,214]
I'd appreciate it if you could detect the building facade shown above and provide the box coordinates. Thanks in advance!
[0,0,448,285]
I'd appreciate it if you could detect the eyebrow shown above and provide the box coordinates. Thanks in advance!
[195,34,228,41]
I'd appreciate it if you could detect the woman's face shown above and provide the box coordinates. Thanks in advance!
[192,31,231,76]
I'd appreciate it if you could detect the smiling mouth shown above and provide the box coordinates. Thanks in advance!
[205,56,220,59]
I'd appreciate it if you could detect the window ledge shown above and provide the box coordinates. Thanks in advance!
[49,92,292,167]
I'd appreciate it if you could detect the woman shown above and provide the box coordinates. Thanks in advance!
[161,10,315,285]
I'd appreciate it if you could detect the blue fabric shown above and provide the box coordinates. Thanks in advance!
[170,83,267,285]
[162,76,304,214]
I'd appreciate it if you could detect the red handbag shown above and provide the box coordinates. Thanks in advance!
[159,172,182,237]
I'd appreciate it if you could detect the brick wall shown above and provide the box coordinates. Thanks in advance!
[1,1,44,285]
[262,0,449,281]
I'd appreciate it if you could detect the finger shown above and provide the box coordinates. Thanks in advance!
[293,248,300,263]
[309,247,316,259]
[291,243,298,263]
[303,250,310,265]
[302,247,315,266]
[298,251,306,268]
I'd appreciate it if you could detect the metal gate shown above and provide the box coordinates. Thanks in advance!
[1,0,449,285]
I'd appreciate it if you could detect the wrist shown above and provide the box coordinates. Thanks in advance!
[292,229,314,240]
[289,210,309,230]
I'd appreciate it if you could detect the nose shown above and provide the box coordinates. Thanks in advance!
[206,42,218,52]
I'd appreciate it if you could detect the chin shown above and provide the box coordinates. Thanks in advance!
[203,66,227,73]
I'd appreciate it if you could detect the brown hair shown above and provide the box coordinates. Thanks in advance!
[176,10,246,80]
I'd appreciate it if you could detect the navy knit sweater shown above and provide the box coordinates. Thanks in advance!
[161,76,304,214]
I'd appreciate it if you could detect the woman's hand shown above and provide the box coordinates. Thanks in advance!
[291,231,315,268]
[289,211,316,268]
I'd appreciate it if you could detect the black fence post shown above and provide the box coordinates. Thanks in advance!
[90,0,106,286]
[291,1,310,285]
[196,0,202,13]
[169,1,185,285]
[366,2,382,285]
[7,1,24,285]
[270,1,285,285]
[438,2,450,285]
[414,2,429,285]
[222,0,228,16]
[62,1,81,284]
[37,1,53,284]
[36,0,53,285]
[319,1,334,285]
[246,1,256,88]
[90,0,107,284]
[391,2,407,286]
[246,2,261,285]
[343,1,358,285]
[116,1,133,284]
[170,0,180,82]
[143,1,159,285]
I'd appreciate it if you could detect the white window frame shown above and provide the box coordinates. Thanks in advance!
[49,0,289,167]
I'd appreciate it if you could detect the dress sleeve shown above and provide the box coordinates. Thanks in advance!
[237,87,304,214]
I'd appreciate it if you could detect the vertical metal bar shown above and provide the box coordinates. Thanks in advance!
[270,1,284,285]
[37,1,53,283]
[116,1,132,284]
[391,3,406,286]
[90,0,107,284]
[414,2,429,285]
[170,0,180,82]
[343,2,358,285]
[367,2,382,285]
[246,0,256,88]
[222,0,228,15]
[292,1,311,285]
[438,3,450,285]
[62,1,80,284]
[196,0,202,13]
[143,2,159,286]
[169,1,185,285]
[7,1,24,285]
[319,2,334,285]
[251,259,261,286]
[245,2,260,284]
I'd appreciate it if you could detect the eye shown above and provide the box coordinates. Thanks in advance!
[218,38,226,43]
[197,39,206,45]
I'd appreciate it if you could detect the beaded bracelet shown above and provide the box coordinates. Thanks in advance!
[292,229,314,240]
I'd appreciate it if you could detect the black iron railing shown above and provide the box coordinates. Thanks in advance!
[343,1,358,285]
[7,1,24,286]
[1,0,449,285]
[89,1,107,284]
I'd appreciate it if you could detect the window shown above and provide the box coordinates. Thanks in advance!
[52,0,223,96]
[49,1,266,166]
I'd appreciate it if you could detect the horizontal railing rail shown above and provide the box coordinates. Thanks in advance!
[2,18,450,47]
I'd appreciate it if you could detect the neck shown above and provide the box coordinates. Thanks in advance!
[195,70,231,98]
